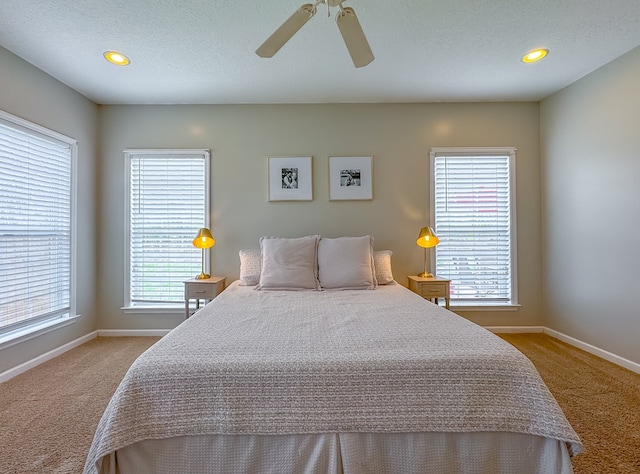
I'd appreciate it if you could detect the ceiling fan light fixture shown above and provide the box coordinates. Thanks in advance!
[104,50,130,66]
[522,48,549,63]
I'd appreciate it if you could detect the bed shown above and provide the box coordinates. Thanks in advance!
[84,236,582,473]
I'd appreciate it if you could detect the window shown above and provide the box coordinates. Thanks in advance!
[124,149,210,310]
[0,111,77,340]
[430,147,517,306]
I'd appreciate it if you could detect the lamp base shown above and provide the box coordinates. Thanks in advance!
[195,272,211,280]
[417,272,434,278]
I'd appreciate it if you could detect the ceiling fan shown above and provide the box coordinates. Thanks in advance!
[256,0,374,68]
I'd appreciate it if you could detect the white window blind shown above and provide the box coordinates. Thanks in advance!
[431,148,517,305]
[0,113,76,333]
[126,150,209,307]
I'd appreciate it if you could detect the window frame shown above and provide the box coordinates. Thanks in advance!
[0,110,78,346]
[429,147,519,310]
[122,149,211,313]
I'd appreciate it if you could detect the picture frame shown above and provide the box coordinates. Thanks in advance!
[329,156,373,201]
[268,156,313,201]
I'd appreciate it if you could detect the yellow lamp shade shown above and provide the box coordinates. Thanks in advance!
[193,228,215,280]
[193,228,215,249]
[416,227,439,248]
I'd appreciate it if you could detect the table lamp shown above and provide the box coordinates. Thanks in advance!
[192,227,216,279]
[416,226,439,278]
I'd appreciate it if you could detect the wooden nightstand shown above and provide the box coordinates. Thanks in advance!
[407,275,451,309]
[184,276,226,318]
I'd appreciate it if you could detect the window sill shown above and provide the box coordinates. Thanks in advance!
[121,304,183,315]
[449,303,521,312]
[0,314,80,350]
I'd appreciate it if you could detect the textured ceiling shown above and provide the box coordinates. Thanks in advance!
[1,0,640,104]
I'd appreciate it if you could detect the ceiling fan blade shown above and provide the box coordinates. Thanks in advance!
[256,4,316,58]
[335,7,374,68]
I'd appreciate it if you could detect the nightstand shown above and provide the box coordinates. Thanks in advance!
[407,275,451,309]
[184,276,226,318]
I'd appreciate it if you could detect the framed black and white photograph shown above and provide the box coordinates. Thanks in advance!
[329,156,373,200]
[268,156,313,201]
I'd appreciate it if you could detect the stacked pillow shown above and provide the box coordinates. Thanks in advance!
[317,235,376,290]
[238,249,262,286]
[239,235,394,289]
[257,235,320,290]
[372,249,394,285]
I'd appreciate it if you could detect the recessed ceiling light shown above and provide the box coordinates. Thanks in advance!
[103,51,130,66]
[522,48,549,63]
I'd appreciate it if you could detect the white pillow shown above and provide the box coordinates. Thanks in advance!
[317,236,377,290]
[257,235,320,290]
[238,249,261,286]
[373,250,394,284]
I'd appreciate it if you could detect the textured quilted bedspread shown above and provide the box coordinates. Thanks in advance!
[84,281,582,473]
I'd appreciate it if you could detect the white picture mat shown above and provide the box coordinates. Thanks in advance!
[268,156,313,201]
[329,156,373,200]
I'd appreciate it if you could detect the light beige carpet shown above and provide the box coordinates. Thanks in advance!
[0,337,160,474]
[499,333,640,474]
[0,333,639,473]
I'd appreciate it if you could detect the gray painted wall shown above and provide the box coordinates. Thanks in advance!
[540,46,640,365]
[5,41,584,373]
[0,47,99,373]
[97,102,543,331]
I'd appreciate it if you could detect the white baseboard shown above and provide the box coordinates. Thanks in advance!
[0,331,97,383]
[97,329,171,337]
[485,326,545,334]
[543,327,640,375]
[0,330,168,383]
[487,326,640,375]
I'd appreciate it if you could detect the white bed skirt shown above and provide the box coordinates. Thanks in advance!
[109,431,573,474]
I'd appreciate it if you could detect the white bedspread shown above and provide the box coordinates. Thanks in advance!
[84,281,582,474]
